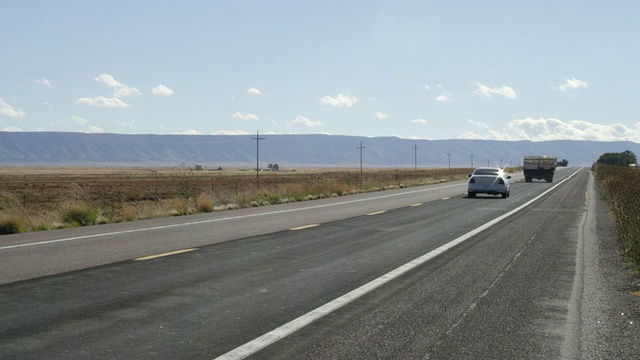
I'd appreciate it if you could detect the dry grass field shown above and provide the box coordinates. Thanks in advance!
[0,166,474,235]
[594,164,640,270]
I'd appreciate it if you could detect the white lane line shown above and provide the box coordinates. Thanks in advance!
[214,168,583,360]
[0,183,465,251]
[290,224,320,231]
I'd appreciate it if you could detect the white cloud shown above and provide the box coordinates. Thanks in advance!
[557,77,588,92]
[118,118,137,130]
[459,119,501,140]
[95,73,140,98]
[176,129,202,135]
[436,94,453,102]
[247,87,261,95]
[70,115,88,125]
[86,125,104,133]
[232,112,260,121]
[475,83,517,99]
[36,78,52,88]
[374,112,389,120]
[151,84,174,96]
[288,116,323,128]
[2,126,21,132]
[423,84,443,91]
[114,87,141,98]
[320,93,358,108]
[214,129,252,135]
[95,73,122,88]
[411,119,428,125]
[69,115,103,133]
[76,96,130,107]
[460,117,640,142]
[0,98,26,118]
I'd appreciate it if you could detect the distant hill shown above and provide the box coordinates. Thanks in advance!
[0,131,638,168]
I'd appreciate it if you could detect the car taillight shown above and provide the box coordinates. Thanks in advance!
[469,178,476,183]
[498,178,505,184]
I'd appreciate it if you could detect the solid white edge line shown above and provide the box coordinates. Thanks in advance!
[0,183,464,251]
[214,168,583,360]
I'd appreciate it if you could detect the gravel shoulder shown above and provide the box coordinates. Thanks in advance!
[585,172,640,358]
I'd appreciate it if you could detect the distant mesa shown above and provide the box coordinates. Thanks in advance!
[0,131,638,168]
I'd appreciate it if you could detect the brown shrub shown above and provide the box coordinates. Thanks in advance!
[122,205,138,222]
[171,198,189,216]
[196,193,215,213]
[61,203,98,226]
[595,164,640,269]
[0,215,27,234]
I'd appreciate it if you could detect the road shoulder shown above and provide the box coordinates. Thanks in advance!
[588,172,640,357]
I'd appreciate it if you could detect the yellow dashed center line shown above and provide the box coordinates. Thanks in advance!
[366,210,387,216]
[290,224,320,231]
[134,248,198,261]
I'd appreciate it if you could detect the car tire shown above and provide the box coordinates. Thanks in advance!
[468,191,476,198]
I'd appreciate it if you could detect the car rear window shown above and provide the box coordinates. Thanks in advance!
[473,169,499,176]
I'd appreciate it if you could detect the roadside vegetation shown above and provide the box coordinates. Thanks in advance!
[594,150,640,271]
[0,167,479,235]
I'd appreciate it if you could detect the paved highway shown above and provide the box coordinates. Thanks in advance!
[1,168,638,359]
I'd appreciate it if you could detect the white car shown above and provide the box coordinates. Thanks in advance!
[467,167,511,198]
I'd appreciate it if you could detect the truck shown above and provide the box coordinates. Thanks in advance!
[523,155,557,182]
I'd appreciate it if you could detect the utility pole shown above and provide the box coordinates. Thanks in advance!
[413,144,419,169]
[251,130,265,188]
[446,151,452,169]
[357,142,366,175]
[470,153,474,168]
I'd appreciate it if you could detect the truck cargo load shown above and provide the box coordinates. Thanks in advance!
[523,155,557,182]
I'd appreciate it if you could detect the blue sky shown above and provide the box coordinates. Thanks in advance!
[1,1,639,141]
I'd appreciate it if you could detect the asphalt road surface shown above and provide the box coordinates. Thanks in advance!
[1,168,638,359]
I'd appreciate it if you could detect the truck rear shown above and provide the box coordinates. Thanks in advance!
[523,155,557,182]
